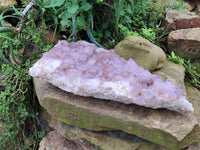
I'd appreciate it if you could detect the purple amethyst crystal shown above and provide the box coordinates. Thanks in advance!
[29,40,194,113]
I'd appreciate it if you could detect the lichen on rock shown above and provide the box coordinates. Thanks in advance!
[29,40,194,113]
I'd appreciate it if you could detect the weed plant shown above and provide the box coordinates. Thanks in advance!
[17,0,171,48]
[0,7,52,149]
[114,0,172,46]
[168,52,200,90]
[17,0,185,48]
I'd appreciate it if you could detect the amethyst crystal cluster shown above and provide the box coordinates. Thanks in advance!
[29,40,194,113]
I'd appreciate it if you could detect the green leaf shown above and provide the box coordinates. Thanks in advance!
[0,34,17,42]
[44,0,65,7]
[59,10,73,19]
[120,10,125,16]
[79,1,92,12]
[76,16,86,27]
[60,19,72,27]
[82,3,92,11]
[0,27,15,33]
[102,23,107,29]
[98,32,103,38]
[105,30,111,37]
[13,70,20,76]
[68,4,79,14]
[126,4,132,14]
[72,0,78,4]
[25,59,30,66]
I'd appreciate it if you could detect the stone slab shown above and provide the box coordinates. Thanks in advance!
[34,78,200,150]
[184,82,200,150]
[167,28,200,59]
[185,82,200,125]
[40,107,167,150]
[39,130,94,150]
[164,9,200,32]
[186,143,200,150]
[153,61,186,95]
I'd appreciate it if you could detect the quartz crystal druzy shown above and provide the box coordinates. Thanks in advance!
[29,40,194,113]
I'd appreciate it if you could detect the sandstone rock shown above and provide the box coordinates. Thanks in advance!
[114,36,166,72]
[40,108,145,150]
[0,0,17,12]
[34,77,200,150]
[167,28,200,59]
[39,130,93,150]
[184,0,200,15]
[186,143,200,150]
[164,9,200,32]
[137,143,168,150]
[40,107,169,150]
[29,40,193,113]
[185,82,200,125]
[184,83,200,150]
[197,2,200,15]
[184,0,196,11]
[153,61,186,95]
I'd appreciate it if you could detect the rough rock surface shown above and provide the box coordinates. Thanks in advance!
[0,0,17,12]
[185,82,200,126]
[186,143,200,150]
[153,61,186,95]
[40,108,167,150]
[39,130,93,150]
[197,2,200,15]
[184,0,200,15]
[164,9,200,32]
[29,40,193,113]
[184,82,200,150]
[167,28,200,59]
[184,0,196,11]
[114,36,166,72]
[34,76,200,150]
